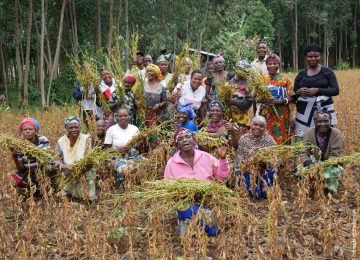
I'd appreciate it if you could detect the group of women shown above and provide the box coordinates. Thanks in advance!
[9,42,344,236]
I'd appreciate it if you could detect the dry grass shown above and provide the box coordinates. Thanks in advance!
[0,70,360,259]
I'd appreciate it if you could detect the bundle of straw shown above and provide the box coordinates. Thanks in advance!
[64,147,113,185]
[195,131,226,148]
[71,54,99,93]
[167,43,190,92]
[114,179,241,215]
[0,134,53,165]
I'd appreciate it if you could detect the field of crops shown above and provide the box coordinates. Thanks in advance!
[0,70,360,259]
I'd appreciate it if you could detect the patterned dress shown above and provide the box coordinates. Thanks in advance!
[260,73,294,144]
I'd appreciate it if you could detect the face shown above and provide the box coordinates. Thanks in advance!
[143,55,153,67]
[146,68,157,81]
[66,122,81,139]
[315,116,331,134]
[123,79,134,91]
[251,121,266,137]
[178,112,189,124]
[96,121,106,135]
[209,106,223,122]
[177,133,195,153]
[256,43,268,58]
[214,59,225,71]
[136,54,144,66]
[190,73,203,89]
[159,61,169,74]
[207,64,215,76]
[306,51,321,67]
[185,62,192,74]
[266,60,280,74]
[117,110,129,128]
[101,70,112,84]
[21,124,36,140]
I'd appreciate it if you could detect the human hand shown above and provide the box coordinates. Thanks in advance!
[224,120,235,132]
[119,146,129,155]
[303,88,318,97]
[217,145,228,159]
[153,103,163,111]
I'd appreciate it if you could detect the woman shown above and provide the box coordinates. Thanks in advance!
[10,118,50,192]
[205,101,238,148]
[259,54,294,144]
[108,74,139,125]
[300,109,343,194]
[140,63,167,127]
[293,44,340,138]
[53,116,96,201]
[164,128,229,235]
[177,103,199,132]
[226,60,254,135]
[157,55,173,87]
[203,61,215,98]
[236,116,276,199]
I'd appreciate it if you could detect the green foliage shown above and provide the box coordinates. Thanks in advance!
[336,62,351,71]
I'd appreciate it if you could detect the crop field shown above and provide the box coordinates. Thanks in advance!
[0,70,360,259]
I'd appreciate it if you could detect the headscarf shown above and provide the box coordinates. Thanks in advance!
[174,128,196,146]
[252,116,267,126]
[19,117,40,131]
[178,103,196,119]
[213,52,225,63]
[208,100,225,113]
[304,44,322,55]
[236,60,252,72]
[64,116,81,128]
[146,63,163,82]
[156,55,169,64]
[313,106,331,121]
[266,53,281,64]
[123,74,137,85]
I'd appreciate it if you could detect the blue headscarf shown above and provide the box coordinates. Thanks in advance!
[236,60,252,72]
[178,103,196,119]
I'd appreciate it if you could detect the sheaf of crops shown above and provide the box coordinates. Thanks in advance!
[0,70,360,259]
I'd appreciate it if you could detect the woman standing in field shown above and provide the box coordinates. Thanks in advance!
[10,118,51,194]
[258,54,294,144]
[293,44,340,138]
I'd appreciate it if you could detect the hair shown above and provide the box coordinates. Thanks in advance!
[96,119,105,126]
[304,43,323,56]
[257,40,268,47]
[116,108,129,115]
[191,70,204,78]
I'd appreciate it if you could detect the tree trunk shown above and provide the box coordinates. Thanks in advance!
[23,0,33,106]
[69,0,79,58]
[352,0,358,68]
[115,0,123,37]
[40,0,46,108]
[46,0,68,106]
[125,0,129,65]
[323,27,327,66]
[293,0,298,70]
[0,39,8,101]
[108,0,114,54]
[96,0,102,51]
[15,0,24,106]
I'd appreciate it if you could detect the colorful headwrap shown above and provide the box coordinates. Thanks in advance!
[313,105,331,121]
[208,100,225,113]
[213,52,225,63]
[19,117,40,131]
[266,53,281,64]
[156,55,169,64]
[304,44,323,55]
[252,116,267,126]
[236,60,252,72]
[147,63,163,82]
[64,116,81,127]
[123,74,137,85]
[174,128,196,146]
[178,103,196,119]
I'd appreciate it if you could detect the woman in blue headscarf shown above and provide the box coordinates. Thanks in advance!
[177,103,199,132]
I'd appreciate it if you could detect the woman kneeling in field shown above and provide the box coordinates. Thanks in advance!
[52,116,97,201]
[10,118,50,195]
[164,128,229,236]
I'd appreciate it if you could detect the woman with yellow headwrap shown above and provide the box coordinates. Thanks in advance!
[141,63,168,127]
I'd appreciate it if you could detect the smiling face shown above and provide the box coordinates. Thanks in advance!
[21,124,36,141]
[256,43,268,58]
[178,111,189,124]
[101,70,112,84]
[117,109,129,129]
[66,122,81,139]
[214,59,225,71]
[250,121,266,137]
[177,133,195,153]
[266,60,280,75]
[190,72,203,89]
[315,115,331,135]
[306,51,321,68]
[209,106,223,122]
[123,79,134,91]
[146,67,157,81]
[96,120,106,136]
[207,63,215,76]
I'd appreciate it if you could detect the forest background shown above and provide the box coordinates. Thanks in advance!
[0,0,358,108]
